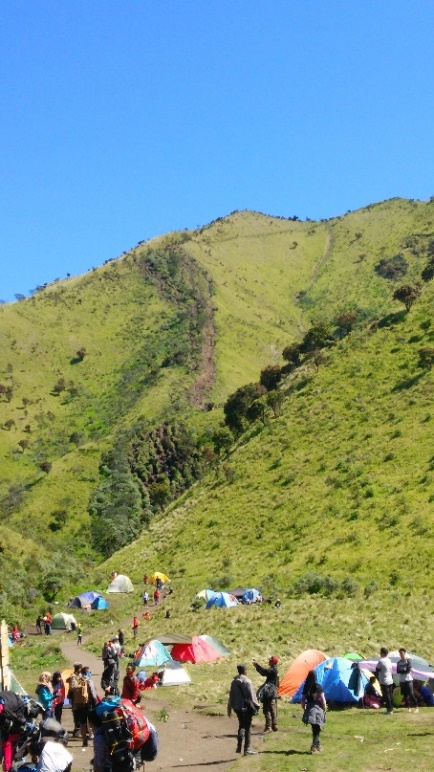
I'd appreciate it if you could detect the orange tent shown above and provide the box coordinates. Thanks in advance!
[278,649,328,698]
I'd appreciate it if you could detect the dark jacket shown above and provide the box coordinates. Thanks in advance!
[228,675,259,714]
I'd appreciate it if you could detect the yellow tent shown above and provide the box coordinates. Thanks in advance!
[150,572,169,583]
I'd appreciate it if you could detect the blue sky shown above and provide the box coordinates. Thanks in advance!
[1,0,434,302]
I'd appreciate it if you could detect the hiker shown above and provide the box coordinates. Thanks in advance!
[375,647,394,715]
[117,629,125,653]
[30,736,73,772]
[143,611,151,621]
[363,676,382,709]
[397,648,418,712]
[414,681,434,706]
[227,664,259,756]
[11,625,20,642]
[132,616,139,639]
[43,613,52,636]
[253,655,279,732]
[153,589,160,605]
[77,623,83,646]
[301,670,327,754]
[35,672,54,719]
[143,574,148,584]
[36,615,43,635]
[66,662,83,737]
[139,673,160,690]
[165,610,171,619]
[121,664,141,705]
[101,659,119,696]
[52,671,66,723]
[142,590,149,606]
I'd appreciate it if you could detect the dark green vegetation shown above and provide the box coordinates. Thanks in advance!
[2,197,434,635]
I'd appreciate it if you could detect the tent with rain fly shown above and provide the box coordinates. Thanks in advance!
[68,591,109,610]
[292,657,369,704]
[51,613,77,631]
[150,572,169,584]
[133,640,172,667]
[242,588,261,604]
[197,589,216,601]
[171,636,223,664]
[106,574,134,593]
[206,592,238,609]
[279,649,328,698]
[158,660,192,686]
[199,635,230,656]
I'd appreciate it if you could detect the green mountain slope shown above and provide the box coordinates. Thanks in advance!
[1,197,434,616]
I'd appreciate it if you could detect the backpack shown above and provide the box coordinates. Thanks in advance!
[140,720,159,762]
[120,699,150,750]
[69,675,88,706]
[0,691,28,733]
[257,682,277,702]
[101,706,134,772]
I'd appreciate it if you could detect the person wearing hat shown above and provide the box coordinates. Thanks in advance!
[253,656,280,732]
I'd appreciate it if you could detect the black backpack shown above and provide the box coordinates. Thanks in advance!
[0,691,28,733]
[101,707,134,772]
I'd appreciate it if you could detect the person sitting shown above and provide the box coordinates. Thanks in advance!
[415,681,434,706]
[363,676,382,709]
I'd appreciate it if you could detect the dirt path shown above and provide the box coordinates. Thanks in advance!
[60,637,263,771]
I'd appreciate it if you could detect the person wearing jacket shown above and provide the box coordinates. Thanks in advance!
[397,648,418,712]
[253,656,279,732]
[121,664,141,704]
[51,671,66,723]
[36,672,54,719]
[227,665,259,756]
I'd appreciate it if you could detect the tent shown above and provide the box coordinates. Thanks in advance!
[171,636,223,664]
[229,587,246,599]
[199,635,230,656]
[292,657,369,704]
[106,574,134,593]
[342,652,363,661]
[51,613,77,631]
[158,660,192,686]
[279,649,328,698]
[150,572,170,584]
[133,640,172,667]
[359,653,434,682]
[197,589,216,601]
[242,588,261,604]
[206,592,238,609]
[68,591,109,610]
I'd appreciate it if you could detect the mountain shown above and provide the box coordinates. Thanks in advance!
[1,197,434,618]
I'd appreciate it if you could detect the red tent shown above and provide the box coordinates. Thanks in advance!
[171,636,223,663]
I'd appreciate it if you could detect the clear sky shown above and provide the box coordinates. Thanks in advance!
[1,0,434,302]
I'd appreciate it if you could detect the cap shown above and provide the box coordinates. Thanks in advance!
[73,661,82,668]
[269,656,279,664]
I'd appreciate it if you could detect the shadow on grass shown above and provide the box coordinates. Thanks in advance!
[408,732,433,737]
[173,762,236,768]
[261,749,310,756]
[378,310,407,328]
[391,372,423,392]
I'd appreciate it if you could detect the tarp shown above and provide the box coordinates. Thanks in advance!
[292,657,369,704]
[159,660,192,686]
[279,649,328,698]
[51,613,77,630]
[206,592,238,609]
[171,636,223,664]
[197,589,216,601]
[199,635,230,656]
[68,591,109,610]
[133,640,172,667]
[153,633,193,645]
[229,587,246,599]
[242,588,261,604]
[106,574,134,593]
[359,658,434,681]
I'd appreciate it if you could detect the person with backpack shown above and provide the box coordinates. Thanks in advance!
[68,664,94,748]
[227,664,259,756]
[35,673,54,719]
[253,655,279,732]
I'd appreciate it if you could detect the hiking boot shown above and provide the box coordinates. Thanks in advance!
[263,727,272,733]
[310,746,319,754]
[244,749,257,755]
[272,726,278,732]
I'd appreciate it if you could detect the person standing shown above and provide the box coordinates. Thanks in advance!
[132,616,139,639]
[67,661,84,741]
[142,591,149,606]
[153,589,160,605]
[52,671,66,723]
[77,623,83,646]
[121,664,141,705]
[376,647,394,714]
[35,672,54,719]
[301,670,327,754]
[227,664,259,756]
[253,656,279,732]
[397,648,418,712]
[36,615,43,635]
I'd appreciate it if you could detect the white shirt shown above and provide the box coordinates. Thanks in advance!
[376,656,393,685]
[37,741,73,772]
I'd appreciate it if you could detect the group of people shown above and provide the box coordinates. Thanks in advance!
[227,656,281,756]
[35,615,52,636]
[370,646,434,713]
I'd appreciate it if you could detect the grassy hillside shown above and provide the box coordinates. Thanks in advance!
[2,197,434,621]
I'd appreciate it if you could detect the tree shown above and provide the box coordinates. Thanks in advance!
[76,347,87,361]
[260,365,282,391]
[223,383,264,434]
[18,439,29,452]
[421,259,434,282]
[300,324,332,353]
[39,461,52,474]
[14,293,26,302]
[335,311,358,336]
[267,390,284,417]
[418,347,434,371]
[53,377,66,394]
[211,427,234,455]
[393,284,421,312]
[375,253,408,280]
[282,343,302,367]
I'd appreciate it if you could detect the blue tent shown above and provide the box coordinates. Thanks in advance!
[292,657,369,704]
[133,639,172,667]
[206,592,239,609]
[69,591,109,610]
[242,588,261,604]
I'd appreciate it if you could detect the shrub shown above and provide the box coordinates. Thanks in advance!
[375,253,408,280]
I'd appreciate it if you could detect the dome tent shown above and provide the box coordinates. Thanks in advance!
[51,613,77,631]
[133,640,172,667]
[292,657,369,704]
[69,591,109,610]
[106,574,134,593]
[279,649,328,698]
[171,637,223,664]
[206,592,238,609]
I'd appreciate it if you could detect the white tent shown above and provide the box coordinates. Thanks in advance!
[159,660,192,686]
[51,612,77,630]
[106,574,134,593]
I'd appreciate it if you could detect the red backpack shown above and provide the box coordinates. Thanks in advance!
[119,699,150,749]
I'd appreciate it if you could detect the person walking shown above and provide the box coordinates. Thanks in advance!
[301,670,327,754]
[132,616,139,639]
[397,648,418,712]
[376,647,394,715]
[253,655,279,732]
[227,664,259,756]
